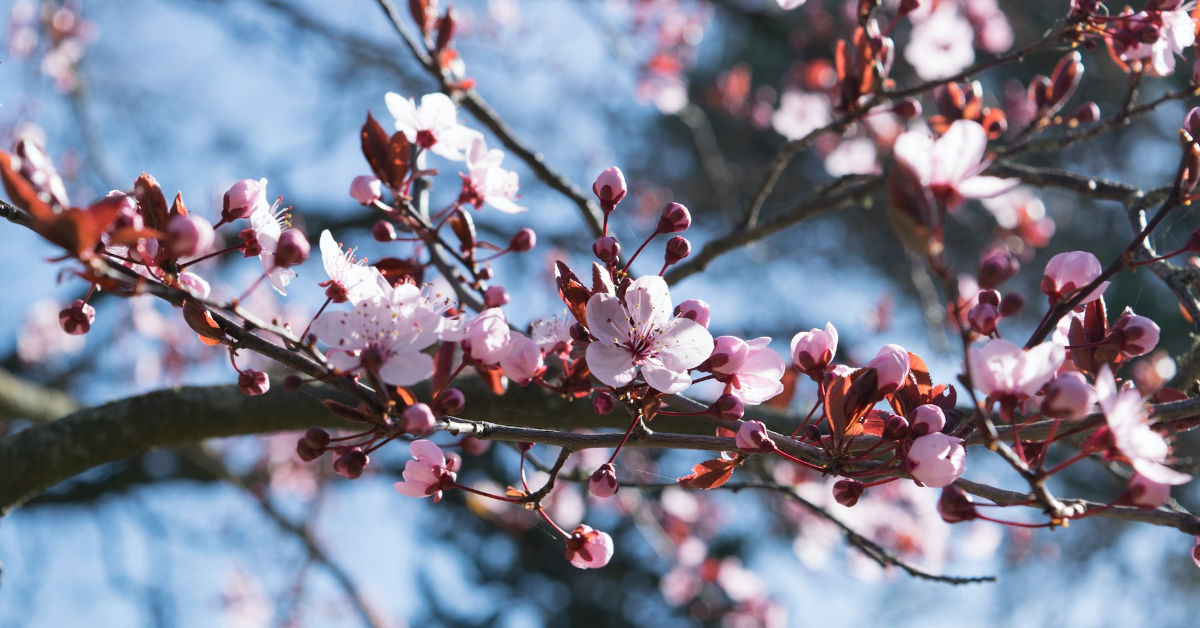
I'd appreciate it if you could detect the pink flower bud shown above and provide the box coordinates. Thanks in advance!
[1108,307,1160,358]
[484,285,510,308]
[592,166,627,213]
[274,229,310,268]
[663,235,690,266]
[592,390,617,415]
[350,175,382,205]
[373,220,397,242]
[938,485,978,523]
[674,299,711,328]
[656,202,691,234]
[333,448,369,479]
[883,414,909,440]
[498,334,544,384]
[1000,291,1025,317]
[833,479,864,507]
[967,302,999,335]
[435,387,465,415]
[909,404,946,437]
[978,289,1001,307]
[296,438,320,462]
[907,433,966,488]
[565,524,614,569]
[1041,250,1106,305]
[222,178,267,222]
[1128,473,1171,509]
[978,250,1019,289]
[1042,371,1094,420]
[509,228,536,252]
[735,420,775,452]
[711,394,745,421]
[237,369,270,396]
[867,344,910,394]
[593,236,620,262]
[58,299,95,335]
[708,336,750,375]
[790,322,838,377]
[403,403,437,435]
[588,463,620,498]
[165,214,215,259]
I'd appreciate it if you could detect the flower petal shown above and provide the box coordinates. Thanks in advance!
[586,341,636,388]
[656,318,715,371]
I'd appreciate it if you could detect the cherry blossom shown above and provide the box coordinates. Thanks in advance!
[790,322,837,378]
[319,230,387,305]
[585,275,714,394]
[866,344,910,394]
[1109,307,1160,358]
[393,440,458,501]
[1095,366,1191,485]
[222,177,269,223]
[384,91,480,160]
[564,524,614,569]
[498,333,544,384]
[310,283,444,386]
[892,120,1018,212]
[716,337,785,405]
[463,136,525,213]
[1127,473,1171,509]
[464,307,514,365]
[1041,371,1095,421]
[531,311,573,354]
[244,197,296,295]
[771,90,831,141]
[907,432,967,488]
[1041,250,1109,305]
[1118,7,1196,76]
[904,5,976,81]
[735,420,775,453]
[967,338,1064,401]
[909,404,946,437]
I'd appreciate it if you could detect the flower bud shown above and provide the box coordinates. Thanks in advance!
[296,438,321,462]
[282,374,304,390]
[373,220,397,242]
[967,302,999,335]
[883,414,909,440]
[790,323,838,377]
[833,479,864,507]
[569,322,591,343]
[1127,473,1170,509]
[592,166,627,214]
[907,433,966,488]
[237,369,270,396]
[1070,102,1100,124]
[663,235,690,266]
[445,451,463,472]
[909,404,946,437]
[999,291,1026,317]
[1042,371,1094,420]
[349,175,382,205]
[1042,250,1105,304]
[333,448,369,479]
[304,427,331,450]
[274,229,311,268]
[403,403,437,435]
[978,250,1019,289]
[588,463,620,498]
[565,524,614,569]
[58,299,95,335]
[710,394,744,421]
[938,485,978,523]
[707,336,750,375]
[484,285,509,308]
[593,236,620,262]
[1186,106,1200,140]
[735,420,775,452]
[892,97,922,119]
[656,202,691,234]
[222,178,267,222]
[977,289,1001,307]
[165,214,215,259]
[867,344,910,395]
[461,436,491,456]
[1108,307,1160,358]
[509,228,536,252]
[592,390,617,415]
[435,387,465,415]
[674,299,711,328]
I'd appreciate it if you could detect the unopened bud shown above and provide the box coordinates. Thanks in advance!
[569,322,591,343]
[222,178,267,222]
[967,302,999,335]
[165,214,215,259]
[1070,102,1100,124]
[58,299,95,335]
[1042,371,1094,420]
[978,250,1019,289]
[274,229,311,267]
[435,387,465,415]
[333,448,369,479]
[237,369,270,396]
[373,220,397,242]
[593,236,620,262]
[350,175,382,205]
[592,390,617,415]
[283,374,304,390]
[674,299,711,328]
[883,414,909,440]
[403,403,437,435]
[656,202,691,234]
[509,228,536,252]
[304,427,331,450]
[937,485,978,523]
[484,285,509,308]
[833,479,864,507]
[710,394,744,421]
[977,289,1001,307]
[588,463,620,498]
[892,97,922,119]
[735,420,774,452]
[663,235,691,266]
[999,291,1025,317]
[1185,106,1200,140]
[592,166,628,214]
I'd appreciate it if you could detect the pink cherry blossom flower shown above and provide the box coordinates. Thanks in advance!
[498,333,544,384]
[720,337,786,405]
[245,196,296,295]
[1127,473,1171,509]
[585,275,714,394]
[384,92,481,160]
[1041,250,1109,305]
[1119,7,1195,76]
[867,344,910,394]
[674,299,710,328]
[394,440,458,501]
[310,284,444,386]
[223,178,269,223]
[464,307,513,365]
[319,230,387,305]
[1095,365,1191,485]
[967,338,1064,401]
[771,90,832,141]
[790,322,837,377]
[463,136,525,214]
[531,311,574,354]
[904,6,976,81]
[907,432,967,487]
[892,120,1018,212]
[564,524,614,569]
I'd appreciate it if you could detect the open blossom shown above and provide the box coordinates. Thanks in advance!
[310,283,443,386]
[564,524,614,569]
[967,338,1064,401]
[244,196,296,295]
[384,92,480,160]
[904,5,976,81]
[585,275,714,394]
[319,230,387,305]
[464,307,513,364]
[892,120,1018,212]
[907,432,967,487]
[771,90,831,141]
[531,311,573,354]
[1118,7,1195,76]
[1095,366,1191,485]
[709,337,785,405]
[463,136,525,213]
[393,440,458,501]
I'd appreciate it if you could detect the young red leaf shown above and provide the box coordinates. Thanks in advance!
[133,172,169,232]
[677,458,738,490]
[361,111,396,187]
[0,150,54,219]
[448,207,476,254]
[554,260,591,328]
[373,256,424,286]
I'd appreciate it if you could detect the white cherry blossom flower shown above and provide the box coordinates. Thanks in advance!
[384,92,481,161]
[319,230,387,305]
[1096,366,1191,485]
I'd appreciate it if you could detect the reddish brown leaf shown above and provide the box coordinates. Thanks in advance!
[475,364,506,396]
[448,208,476,253]
[393,385,418,408]
[373,257,424,286]
[677,458,738,490]
[824,373,853,437]
[133,173,169,232]
[432,341,457,393]
[33,195,125,261]
[169,191,188,217]
[182,299,226,346]
[361,111,395,187]
[554,260,591,327]
[409,0,431,34]
[0,150,54,219]
[387,131,412,188]
[861,409,889,437]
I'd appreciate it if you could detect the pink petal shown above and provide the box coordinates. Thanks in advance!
[586,293,632,344]
[934,120,988,184]
[958,175,1019,199]
[410,439,446,465]
[656,318,715,372]
[625,275,674,334]
[641,360,692,393]
[586,341,637,388]
[379,351,434,386]
[1131,459,1192,486]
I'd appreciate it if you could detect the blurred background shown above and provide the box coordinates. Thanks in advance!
[1,0,1199,626]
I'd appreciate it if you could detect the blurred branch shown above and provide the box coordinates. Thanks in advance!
[0,368,79,422]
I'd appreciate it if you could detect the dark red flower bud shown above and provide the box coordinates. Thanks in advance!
[509,228,536,252]
[999,291,1026,317]
[978,250,1020,289]
[710,394,744,421]
[283,374,304,390]
[967,302,999,335]
[569,322,591,343]
[333,448,369,479]
[593,236,620,262]
[237,369,270,396]
[833,479,864,507]
[58,299,95,335]
[304,427,331,449]
[656,202,691,234]
[1070,102,1100,124]
[883,414,909,440]
[892,97,922,119]
[592,390,617,415]
[937,485,978,523]
[373,220,397,242]
[977,289,1001,307]
[435,387,465,415]
[274,229,310,268]
[663,235,691,266]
